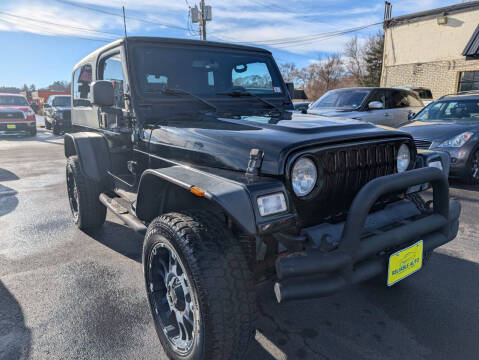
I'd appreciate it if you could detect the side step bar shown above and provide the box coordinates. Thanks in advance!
[99,193,147,235]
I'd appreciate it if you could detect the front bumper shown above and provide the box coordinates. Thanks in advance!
[0,121,36,134]
[274,167,460,302]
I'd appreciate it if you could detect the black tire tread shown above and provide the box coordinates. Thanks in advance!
[67,156,106,230]
[144,210,256,360]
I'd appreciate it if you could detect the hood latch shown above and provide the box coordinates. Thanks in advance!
[246,149,263,176]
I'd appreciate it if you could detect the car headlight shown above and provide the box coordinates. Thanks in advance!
[397,144,410,173]
[257,193,287,217]
[291,157,317,197]
[438,132,473,148]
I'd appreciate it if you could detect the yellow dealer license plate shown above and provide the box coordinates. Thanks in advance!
[387,240,423,286]
[7,124,16,129]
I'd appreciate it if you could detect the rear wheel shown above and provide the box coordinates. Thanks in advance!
[143,211,256,360]
[66,156,106,230]
[28,127,37,137]
[45,119,51,130]
[466,149,479,185]
[53,125,61,136]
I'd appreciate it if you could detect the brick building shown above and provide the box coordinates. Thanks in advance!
[381,2,479,100]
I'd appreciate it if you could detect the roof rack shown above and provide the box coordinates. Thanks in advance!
[438,90,479,100]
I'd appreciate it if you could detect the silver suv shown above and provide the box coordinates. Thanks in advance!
[307,87,424,128]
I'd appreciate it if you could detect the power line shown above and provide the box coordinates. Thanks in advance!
[0,10,120,37]
[0,16,111,43]
[217,21,383,47]
[53,0,191,32]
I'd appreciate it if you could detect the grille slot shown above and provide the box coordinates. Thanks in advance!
[290,139,404,227]
[0,111,25,119]
[414,139,432,150]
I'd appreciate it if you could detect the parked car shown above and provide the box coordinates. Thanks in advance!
[0,93,36,136]
[64,37,460,360]
[44,95,72,135]
[293,101,310,113]
[307,87,424,128]
[400,91,479,184]
[395,86,434,105]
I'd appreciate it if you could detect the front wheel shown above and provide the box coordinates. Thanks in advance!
[143,211,256,360]
[53,125,61,136]
[466,149,479,185]
[45,119,51,130]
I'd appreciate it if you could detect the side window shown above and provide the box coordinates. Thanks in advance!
[367,90,387,108]
[100,54,125,108]
[73,64,92,107]
[389,90,410,108]
[406,92,423,107]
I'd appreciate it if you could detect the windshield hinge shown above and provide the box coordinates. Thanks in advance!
[246,149,264,176]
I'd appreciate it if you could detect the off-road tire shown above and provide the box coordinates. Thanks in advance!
[66,156,106,230]
[143,210,257,360]
[53,125,61,136]
[45,119,51,130]
[28,127,37,137]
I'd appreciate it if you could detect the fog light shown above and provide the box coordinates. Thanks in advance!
[257,193,287,217]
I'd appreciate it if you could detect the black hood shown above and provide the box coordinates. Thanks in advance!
[400,120,479,143]
[147,111,410,175]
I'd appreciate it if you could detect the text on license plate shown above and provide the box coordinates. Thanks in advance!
[7,124,16,129]
[387,240,423,286]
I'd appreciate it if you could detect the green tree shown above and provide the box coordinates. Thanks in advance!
[363,32,384,87]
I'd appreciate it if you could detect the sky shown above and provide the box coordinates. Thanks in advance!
[0,0,463,88]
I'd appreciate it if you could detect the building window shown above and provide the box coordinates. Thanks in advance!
[458,71,479,92]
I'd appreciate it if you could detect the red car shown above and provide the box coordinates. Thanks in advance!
[0,93,37,136]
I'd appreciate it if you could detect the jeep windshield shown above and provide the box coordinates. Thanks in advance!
[131,44,286,105]
[52,96,71,107]
[415,99,479,122]
[310,89,370,110]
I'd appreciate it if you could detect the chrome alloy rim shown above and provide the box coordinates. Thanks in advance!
[147,241,199,355]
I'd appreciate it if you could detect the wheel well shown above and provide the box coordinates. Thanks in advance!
[136,175,224,222]
[64,135,77,158]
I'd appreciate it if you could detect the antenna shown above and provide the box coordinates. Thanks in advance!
[122,6,130,74]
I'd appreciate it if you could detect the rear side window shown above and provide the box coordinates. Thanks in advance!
[388,90,422,108]
[99,54,125,108]
[73,64,92,107]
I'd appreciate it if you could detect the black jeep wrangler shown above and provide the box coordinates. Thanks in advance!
[64,37,461,360]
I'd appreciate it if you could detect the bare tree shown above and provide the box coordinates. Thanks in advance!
[305,54,344,99]
[279,63,298,83]
[344,36,365,86]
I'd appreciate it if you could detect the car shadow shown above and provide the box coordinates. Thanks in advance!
[85,220,479,359]
[449,179,479,192]
[0,281,31,359]
[0,184,18,217]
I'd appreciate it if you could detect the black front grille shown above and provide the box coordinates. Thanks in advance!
[414,139,432,150]
[62,111,71,121]
[0,111,24,119]
[290,139,408,227]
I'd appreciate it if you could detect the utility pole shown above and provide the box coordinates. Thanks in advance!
[190,2,212,40]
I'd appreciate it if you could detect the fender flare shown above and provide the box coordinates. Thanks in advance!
[136,165,257,235]
[64,132,111,183]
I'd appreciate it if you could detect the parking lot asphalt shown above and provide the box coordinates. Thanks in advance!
[1,125,479,360]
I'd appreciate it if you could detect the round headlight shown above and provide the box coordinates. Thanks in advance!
[291,157,317,197]
[397,144,411,173]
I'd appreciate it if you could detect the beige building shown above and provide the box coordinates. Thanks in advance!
[381,2,479,100]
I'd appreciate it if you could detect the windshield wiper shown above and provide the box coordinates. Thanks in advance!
[217,90,282,112]
[147,88,217,112]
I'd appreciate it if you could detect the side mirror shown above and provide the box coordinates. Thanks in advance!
[91,80,114,107]
[301,109,307,114]
[408,111,416,120]
[286,82,294,98]
[368,101,384,110]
